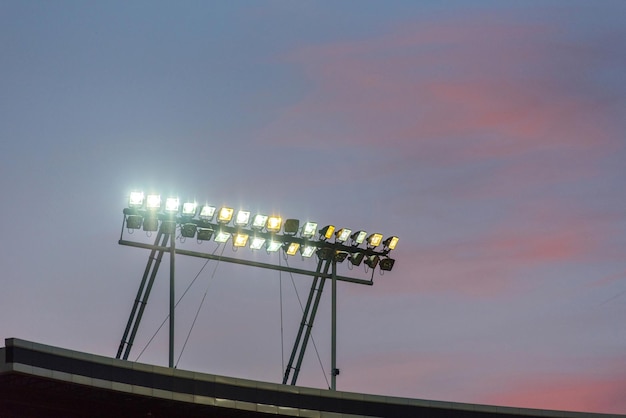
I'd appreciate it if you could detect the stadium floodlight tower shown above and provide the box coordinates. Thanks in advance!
[117,191,399,390]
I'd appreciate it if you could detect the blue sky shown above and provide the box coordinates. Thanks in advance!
[1,1,625,413]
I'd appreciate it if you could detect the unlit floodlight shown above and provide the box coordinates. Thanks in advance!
[284,219,299,235]
[380,258,395,271]
[349,252,365,266]
[126,215,142,229]
[181,223,197,238]
[365,255,379,269]
[196,227,213,241]
[142,217,158,232]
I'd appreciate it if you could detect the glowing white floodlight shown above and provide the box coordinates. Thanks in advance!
[266,216,282,232]
[301,245,316,258]
[250,236,266,250]
[146,194,161,211]
[165,197,180,213]
[266,240,283,252]
[335,228,352,243]
[129,191,144,208]
[214,230,231,243]
[301,222,318,238]
[367,233,383,248]
[200,205,216,220]
[218,207,234,223]
[252,214,268,230]
[182,202,198,217]
[234,210,251,226]
[233,233,249,247]
[285,242,300,256]
[351,230,367,246]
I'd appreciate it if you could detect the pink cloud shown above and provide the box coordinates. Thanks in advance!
[381,200,614,298]
[481,373,626,414]
[264,15,622,167]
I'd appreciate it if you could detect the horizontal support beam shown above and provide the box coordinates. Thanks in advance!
[119,239,373,286]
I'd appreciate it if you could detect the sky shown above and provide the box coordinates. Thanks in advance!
[1,0,625,414]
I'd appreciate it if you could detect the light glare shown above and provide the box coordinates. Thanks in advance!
[129,191,144,208]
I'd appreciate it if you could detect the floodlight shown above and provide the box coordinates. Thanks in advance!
[252,214,268,230]
[233,233,249,247]
[383,236,399,250]
[317,248,334,260]
[351,230,367,246]
[160,220,176,234]
[218,207,234,223]
[214,230,231,243]
[380,258,395,271]
[367,233,383,248]
[284,219,300,235]
[129,191,144,208]
[266,240,283,252]
[199,205,216,220]
[165,197,179,213]
[335,251,349,263]
[285,242,300,256]
[182,202,198,217]
[266,216,282,232]
[196,227,214,241]
[365,255,380,269]
[146,194,161,211]
[301,222,318,238]
[335,228,352,243]
[250,236,266,250]
[126,215,142,229]
[142,217,158,232]
[319,225,335,240]
[181,223,197,238]
[349,252,365,266]
[234,210,251,227]
[301,245,316,258]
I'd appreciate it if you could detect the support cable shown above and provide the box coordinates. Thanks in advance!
[176,244,226,367]
[135,244,222,362]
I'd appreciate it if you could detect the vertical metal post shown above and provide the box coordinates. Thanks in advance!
[169,231,176,368]
[331,258,337,390]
